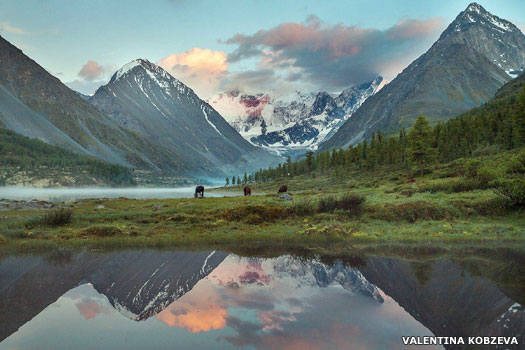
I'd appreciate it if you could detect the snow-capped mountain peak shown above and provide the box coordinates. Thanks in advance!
[208,77,383,157]
[456,2,518,34]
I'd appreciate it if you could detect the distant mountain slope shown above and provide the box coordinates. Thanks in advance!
[0,128,134,186]
[322,2,525,150]
[0,35,172,171]
[89,59,280,176]
[208,77,382,157]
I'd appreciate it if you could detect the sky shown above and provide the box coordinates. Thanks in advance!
[1,0,524,98]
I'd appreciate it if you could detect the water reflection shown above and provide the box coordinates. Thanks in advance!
[0,249,523,349]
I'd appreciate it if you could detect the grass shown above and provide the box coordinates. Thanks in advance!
[1,151,524,251]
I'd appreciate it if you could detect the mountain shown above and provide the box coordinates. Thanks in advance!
[208,77,382,157]
[0,250,227,341]
[361,256,525,349]
[0,128,135,186]
[0,35,172,171]
[322,2,525,150]
[89,250,227,321]
[89,59,280,176]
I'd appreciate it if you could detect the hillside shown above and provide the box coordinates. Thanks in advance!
[0,128,135,187]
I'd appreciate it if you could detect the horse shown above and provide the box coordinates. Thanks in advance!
[278,185,287,193]
[194,185,204,198]
[243,186,252,196]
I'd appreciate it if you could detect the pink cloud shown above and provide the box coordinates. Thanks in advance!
[157,48,228,98]
[75,299,108,320]
[78,60,107,81]
[223,16,445,91]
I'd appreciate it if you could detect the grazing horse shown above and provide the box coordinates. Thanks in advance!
[194,185,204,198]
[278,185,287,193]
[243,186,252,196]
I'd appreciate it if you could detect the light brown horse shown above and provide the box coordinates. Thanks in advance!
[243,186,252,196]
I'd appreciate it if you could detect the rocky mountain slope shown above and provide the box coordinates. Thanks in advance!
[0,35,171,171]
[89,59,280,175]
[0,37,278,178]
[322,2,525,150]
[208,77,382,157]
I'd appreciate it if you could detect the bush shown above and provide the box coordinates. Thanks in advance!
[292,199,316,216]
[167,214,199,224]
[370,201,452,222]
[494,179,525,206]
[0,234,6,245]
[83,226,123,237]
[317,193,365,215]
[25,208,73,228]
[419,178,482,193]
[452,197,510,216]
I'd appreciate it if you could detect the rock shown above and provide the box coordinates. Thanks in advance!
[96,204,106,209]
[279,194,293,201]
[151,204,162,211]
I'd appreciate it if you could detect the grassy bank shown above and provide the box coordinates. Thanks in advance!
[1,150,523,251]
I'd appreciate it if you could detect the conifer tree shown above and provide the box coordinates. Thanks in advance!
[408,115,437,175]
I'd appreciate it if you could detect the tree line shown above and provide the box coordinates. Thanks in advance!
[0,128,135,185]
[246,86,525,183]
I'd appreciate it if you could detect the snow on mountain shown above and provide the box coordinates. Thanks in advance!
[89,59,280,176]
[207,77,383,157]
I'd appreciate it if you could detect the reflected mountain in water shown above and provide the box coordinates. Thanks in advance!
[0,250,228,340]
[361,257,525,349]
[89,250,225,320]
[1,249,524,349]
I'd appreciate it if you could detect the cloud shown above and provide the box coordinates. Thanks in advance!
[0,22,25,35]
[157,47,228,98]
[78,60,108,81]
[65,60,115,95]
[156,287,228,333]
[75,298,112,320]
[222,16,444,92]
[64,79,105,96]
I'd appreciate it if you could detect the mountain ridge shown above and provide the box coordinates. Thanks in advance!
[321,2,525,150]
[89,59,281,176]
[208,77,382,157]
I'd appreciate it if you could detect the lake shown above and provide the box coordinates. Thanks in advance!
[0,186,240,202]
[0,248,523,349]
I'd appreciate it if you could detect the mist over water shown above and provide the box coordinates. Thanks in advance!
[0,186,237,202]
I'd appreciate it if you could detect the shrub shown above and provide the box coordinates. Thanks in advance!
[419,178,481,193]
[0,234,6,245]
[370,201,452,223]
[291,199,316,216]
[452,197,510,216]
[83,226,122,237]
[25,208,73,228]
[167,214,199,224]
[317,193,365,215]
[493,179,525,206]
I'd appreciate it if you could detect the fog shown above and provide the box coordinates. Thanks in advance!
[0,186,240,202]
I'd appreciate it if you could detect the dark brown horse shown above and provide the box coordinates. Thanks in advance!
[278,185,287,193]
[243,186,252,196]
[194,185,204,198]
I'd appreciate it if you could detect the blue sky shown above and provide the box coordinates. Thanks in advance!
[1,0,524,97]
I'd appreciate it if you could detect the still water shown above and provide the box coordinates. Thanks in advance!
[0,249,523,349]
[0,186,238,202]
